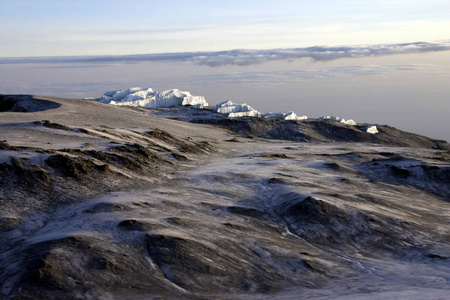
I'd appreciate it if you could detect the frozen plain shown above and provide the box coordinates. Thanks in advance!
[0,94,449,299]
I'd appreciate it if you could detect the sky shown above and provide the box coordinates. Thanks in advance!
[1,1,449,141]
[1,0,450,57]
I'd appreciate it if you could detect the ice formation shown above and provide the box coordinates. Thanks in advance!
[320,116,356,125]
[365,125,379,134]
[95,87,208,108]
[214,101,261,117]
[263,111,308,120]
[94,87,367,126]
[342,119,357,125]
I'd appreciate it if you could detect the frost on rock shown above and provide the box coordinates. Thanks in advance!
[263,111,308,121]
[94,87,208,108]
[365,125,379,134]
[214,101,261,118]
[320,116,356,125]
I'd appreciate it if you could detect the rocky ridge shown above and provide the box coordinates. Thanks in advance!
[0,95,449,300]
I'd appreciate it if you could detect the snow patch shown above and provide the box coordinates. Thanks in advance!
[94,87,366,125]
[365,125,379,134]
[320,116,356,125]
[190,103,206,109]
[214,101,261,117]
[94,87,208,108]
[341,119,356,125]
[263,111,308,121]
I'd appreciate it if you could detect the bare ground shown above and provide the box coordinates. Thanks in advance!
[0,95,449,299]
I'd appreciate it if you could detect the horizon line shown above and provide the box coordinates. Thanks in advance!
[1,40,450,67]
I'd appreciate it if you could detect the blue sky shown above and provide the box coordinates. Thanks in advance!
[1,0,449,57]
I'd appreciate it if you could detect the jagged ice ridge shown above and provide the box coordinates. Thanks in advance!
[94,87,378,134]
[96,87,209,108]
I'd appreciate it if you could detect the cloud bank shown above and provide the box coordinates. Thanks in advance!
[191,64,428,85]
[1,41,449,67]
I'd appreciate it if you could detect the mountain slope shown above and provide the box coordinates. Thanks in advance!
[1,95,449,299]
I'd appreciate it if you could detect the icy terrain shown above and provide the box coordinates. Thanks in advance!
[214,100,262,118]
[95,88,328,123]
[94,88,380,133]
[95,87,209,108]
[263,111,308,121]
[0,94,449,299]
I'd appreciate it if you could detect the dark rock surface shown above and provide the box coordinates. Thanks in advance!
[0,95,449,299]
[0,95,61,112]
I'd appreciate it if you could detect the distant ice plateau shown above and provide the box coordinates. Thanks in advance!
[96,87,208,108]
[94,87,377,133]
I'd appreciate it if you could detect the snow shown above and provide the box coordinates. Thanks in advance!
[94,87,367,125]
[263,111,308,121]
[214,101,261,117]
[1,95,448,299]
[341,119,356,125]
[320,116,356,125]
[190,103,206,109]
[94,87,208,108]
[365,125,379,134]
[228,111,262,117]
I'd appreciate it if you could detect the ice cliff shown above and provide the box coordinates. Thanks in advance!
[94,87,378,133]
[214,101,261,117]
[95,87,208,108]
[263,111,308,121]
[319,116,357,125]
[213,101,309,120]
[364,125,379,134]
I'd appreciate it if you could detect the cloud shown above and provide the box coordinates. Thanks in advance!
[1,41,449,67]
[188,64,427,85]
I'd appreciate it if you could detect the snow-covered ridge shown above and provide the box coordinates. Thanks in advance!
[319,116,357,126]
[214,101,261,118]
[263,111,308,121]
[95,87,208,108]
[93,87,378,134]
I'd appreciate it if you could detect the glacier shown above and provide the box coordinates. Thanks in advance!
[319,116,357,125]
[95,87,209,108]
[93,87,379,133]
[214,100,262,117]
[364,125,379,134]
[262,111,308,121]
